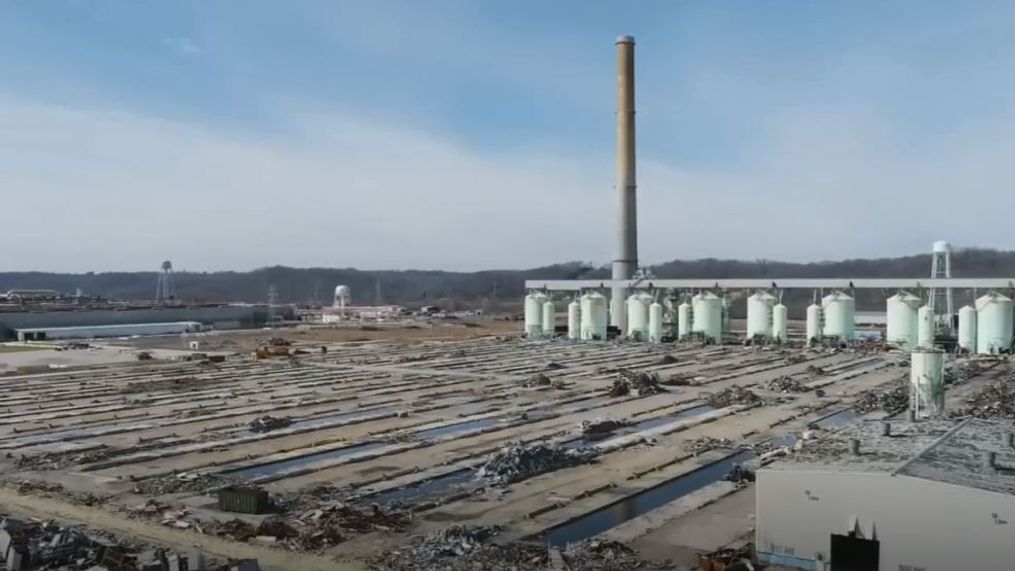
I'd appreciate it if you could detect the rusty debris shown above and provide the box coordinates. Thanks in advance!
[705,386,761,408]
[609,370,666,397]
[248,415,293,433]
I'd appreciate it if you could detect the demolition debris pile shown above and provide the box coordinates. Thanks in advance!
[705,386,761,408]
[0,515,226,571]
[765,376,811,393]
[580,418,629,437]
[209,503,411,552]
[683,436,734,455]
[128,498,410,553]
[475,443,598,485]
[853,384,908,414]
[522,373,553,388]
[248,416,293,433]
[372,527,667,571]
[609,370,666,397]
[132,472,239,496]
[955,381,1015,419]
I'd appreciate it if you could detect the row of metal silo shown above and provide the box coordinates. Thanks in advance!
[884,291,1014,354]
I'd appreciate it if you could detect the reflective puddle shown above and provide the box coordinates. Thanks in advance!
[542,449,754,547]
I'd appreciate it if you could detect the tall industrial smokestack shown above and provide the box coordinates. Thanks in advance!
[611,35,637,329]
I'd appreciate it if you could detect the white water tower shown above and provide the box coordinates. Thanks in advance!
[334,285,351,317]
[929,241,954,331]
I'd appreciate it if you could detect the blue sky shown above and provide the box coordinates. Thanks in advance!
[3,1,1015,272]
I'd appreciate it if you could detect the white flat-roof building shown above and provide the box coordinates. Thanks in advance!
[757,418,1015,571]
[16,321,202,341]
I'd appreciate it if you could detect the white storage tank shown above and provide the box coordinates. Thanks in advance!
[542,300,556,337]
[957,305,976,353]
[910,348,945,418]
[772,303,788,342]
[580,292,609,341]
[975,292,1014,354]
[821,291,855,340]
[917,305,935,348]
[524,292,546,338]
[626,293,652,339]
[648,301,664,343]
[695,292,723,343]
[567,300,581,341]
[746,291,777,339]
[805,304,822,345]
[677,302,691,339]
[690,294,704,333]
[885,292,920,348]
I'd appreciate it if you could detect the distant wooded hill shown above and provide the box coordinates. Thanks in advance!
[2,248,1012,312]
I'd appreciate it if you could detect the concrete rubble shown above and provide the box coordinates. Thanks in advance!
[132,473,239,496]
[765,375,811,393]
[705,386,761,408]
[560,539,671,570]
[954,380,1015,419]
[372,527,668,571]
[475,443,598,485]
[580,418,629,437]
[0,514,238,571]
[206,502,410,552]
[853,384,908,414]
[609,370,666,397]
[247,416,292,433]
[522,373,553,387]
[10,480,107,507]
[682,436,734,455]
[128,498,410,553]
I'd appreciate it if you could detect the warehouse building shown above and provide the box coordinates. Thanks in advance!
[756,418,1015,571]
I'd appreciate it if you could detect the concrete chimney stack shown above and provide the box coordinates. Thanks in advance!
[611,35,638,328]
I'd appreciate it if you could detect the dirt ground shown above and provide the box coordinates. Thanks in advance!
[122,319,520,352]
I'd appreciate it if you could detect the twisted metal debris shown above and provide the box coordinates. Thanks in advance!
[248,415,293,433]
[853,384,908,414]
[609,370,666,397]
[475,443,598,485]
[705,386,761,408]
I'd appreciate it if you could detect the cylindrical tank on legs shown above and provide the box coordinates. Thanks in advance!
[648,301,664,342]
[957,305,976,353]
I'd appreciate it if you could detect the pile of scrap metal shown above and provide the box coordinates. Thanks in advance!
[765,376,810,393]
[248,415,292,433]
[609,370,667,397]
[580,418,629,437]
[954,379,1015,419]
[251,337,294,359]
[853,383,908,414]
[705,386,761,408]
[475,442,598,485]
[373,527,668,571]
[698,543,756,571]
[0,515,234,571]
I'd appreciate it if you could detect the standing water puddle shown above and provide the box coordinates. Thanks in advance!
[225,442,391,481]
[564,405,716,449]
[413,417,504,440]
[543,449,754,546]
[361,468,476,507]
[813,408,859,428]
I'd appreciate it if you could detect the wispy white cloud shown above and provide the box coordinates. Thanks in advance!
[162,36,202,57]
[4,94,1015,273]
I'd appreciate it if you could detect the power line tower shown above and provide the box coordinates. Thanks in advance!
[155,260,175,302]
[266,285,278,328]
[929,241,954,330]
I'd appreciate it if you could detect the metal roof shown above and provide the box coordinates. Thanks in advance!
[763,418,1015,496]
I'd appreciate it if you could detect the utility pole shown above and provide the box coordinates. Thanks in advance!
[267,285,278,328]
